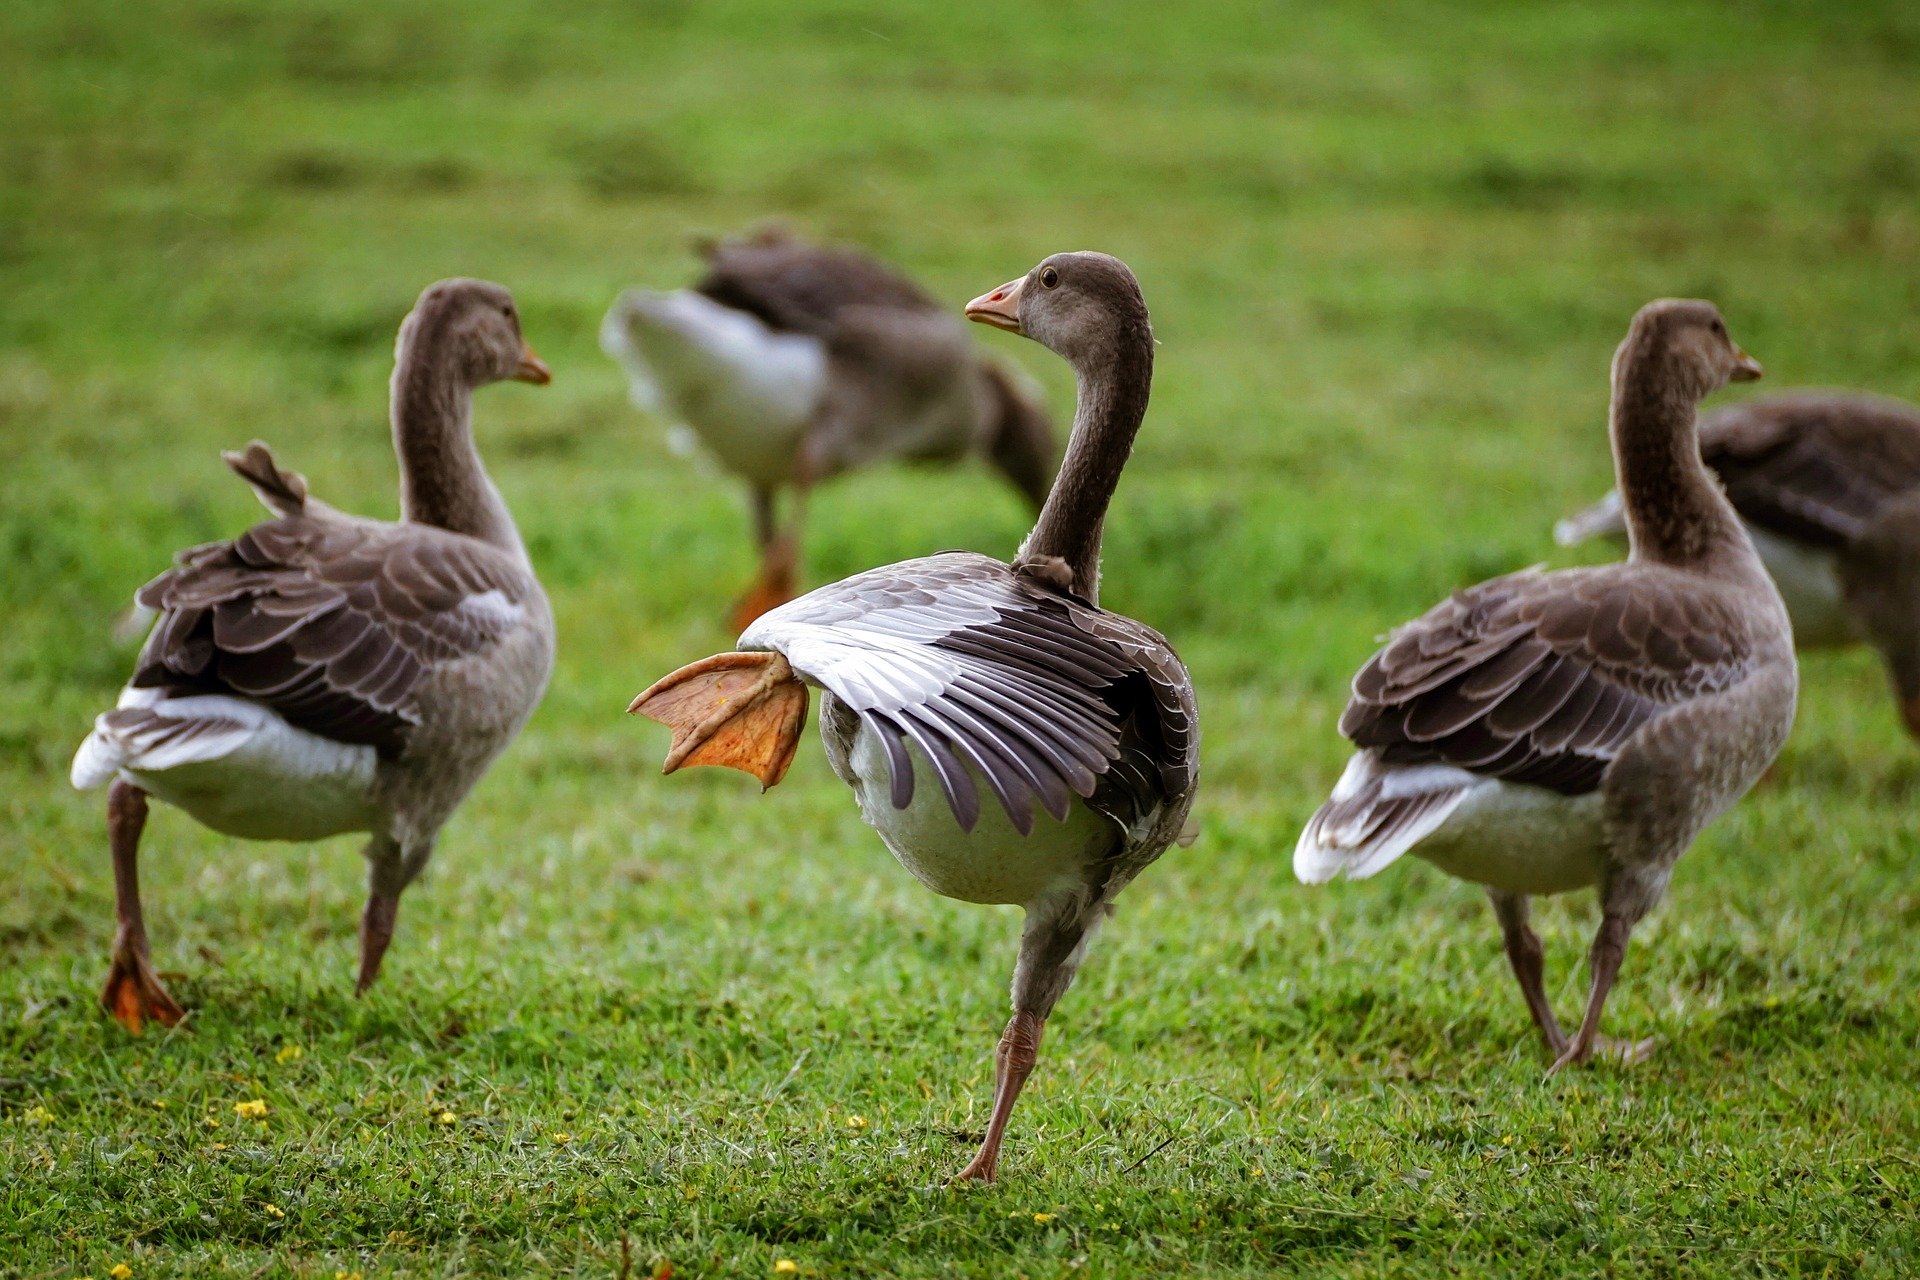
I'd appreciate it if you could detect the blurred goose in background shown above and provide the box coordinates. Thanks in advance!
[601,226,1057,628]
[72,279,556,1032]
[1297,301,1796,1071]
[629,252,1197,1182]
[1559,391,1920,738]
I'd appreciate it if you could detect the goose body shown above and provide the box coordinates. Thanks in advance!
[1299,300,1797,1071]
[602,228,1057,627]
[841,720,1112,906]
[1559,391,1920,730]
[632,253,1195,1182]
[72,280,555,1032]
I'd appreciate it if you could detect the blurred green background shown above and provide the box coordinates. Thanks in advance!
[2,0,1917,1275]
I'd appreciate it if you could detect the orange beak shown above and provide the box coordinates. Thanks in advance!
[514,344,552,385]
[965,278,1026,333]
[1730,347,1763,382]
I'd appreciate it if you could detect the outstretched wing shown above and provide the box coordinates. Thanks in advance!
[1341,566,1761,794]
[741,552,1198,841]
[132,513,540,757]
[1700,394,1920,548]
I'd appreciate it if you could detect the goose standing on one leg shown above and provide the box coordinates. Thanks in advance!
[71,279,556,1031]
[601,227,1057,628]
[629,252,1197,1182]
[1296,300,1796,1071]
[1558,391,1920,738]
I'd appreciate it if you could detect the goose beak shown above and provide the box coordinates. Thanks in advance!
[965,279,1025,334]
[1730,348,1763,382]
[513,345,553,385]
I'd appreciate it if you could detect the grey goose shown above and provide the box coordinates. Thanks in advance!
[601,226,1057,627]
[72,279,556,1032]
[1297,300,1797,1072]
[629,252,1197,1181]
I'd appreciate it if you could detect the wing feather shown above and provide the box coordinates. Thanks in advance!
[743,552,1197,847]
[1344,566,1760,795]
[131,508,538,756]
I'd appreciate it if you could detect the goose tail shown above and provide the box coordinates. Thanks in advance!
[1294,751,1475,883]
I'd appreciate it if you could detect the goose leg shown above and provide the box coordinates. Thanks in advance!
[1549,907,1656,1074]
[1488,890,1568,1057]
[953,898,1103,1184]
[100,780,185,1034]
[730,487,800,630]
[953,1009,1044,1184]
[356,835,418,996]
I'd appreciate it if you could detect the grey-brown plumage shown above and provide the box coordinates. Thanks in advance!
[1559,391,1920,735]
[1299,299,1797,1072]
[601,227,1058,627]
[72,279,556,1032]
[630,252,1195,1182]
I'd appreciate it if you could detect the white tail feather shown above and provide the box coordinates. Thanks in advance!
[1293,752,1478,883]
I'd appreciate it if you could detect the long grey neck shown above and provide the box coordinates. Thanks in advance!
[1612,358,1752,577]
[1017,333,1153,607]
[391,343,525,559]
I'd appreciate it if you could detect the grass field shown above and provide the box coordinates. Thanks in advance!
[4,0,1919,1274]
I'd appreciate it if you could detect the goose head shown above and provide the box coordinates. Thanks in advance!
[398,279,551,389]
[966,252,1149,369]
[1615,299,1762,402]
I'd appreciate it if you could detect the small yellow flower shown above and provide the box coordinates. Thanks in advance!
[1033,1212,1056,1223]
[204,1116,220,1129]
[1252,1167,1264,1178]
[111,1267,134,1280]
[437,1111,457,1125]
[275,1044,303,1065]
[234,1099,267,1119]
[23,1105,54,1125]
[773,1262,798,1276]
[264,1203,285,1219]
[846,1115,868,1129]
[551,1131,572,1145]
[211,1142,228,1151]
[151,1100,168,1110]
[336,1272,364,1280]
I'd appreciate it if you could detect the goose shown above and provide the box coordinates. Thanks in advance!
[1296,300,1797,1071]
[1559,391,1920,737]
[71,279,556,1032]
[628,252,1197,1182]
[601,227,1057,628]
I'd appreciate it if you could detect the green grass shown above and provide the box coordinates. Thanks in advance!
[4,0,1919,1274]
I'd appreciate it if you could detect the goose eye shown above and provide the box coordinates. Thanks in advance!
[1039,267,1059,289]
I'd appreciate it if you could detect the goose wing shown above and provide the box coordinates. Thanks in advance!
[741,552,1198,843]
[694,236,939,337]
[1701,394,1920,548]
[131,513,540,757]
[1341,565,1762,795]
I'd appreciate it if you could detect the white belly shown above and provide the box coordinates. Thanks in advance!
[1415,782,1609,896]
[845,719,1113,906]
[1746,524,1854,649]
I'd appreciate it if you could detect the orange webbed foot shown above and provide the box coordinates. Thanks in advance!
[628,651,809,789]
[101,950,185,1035]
